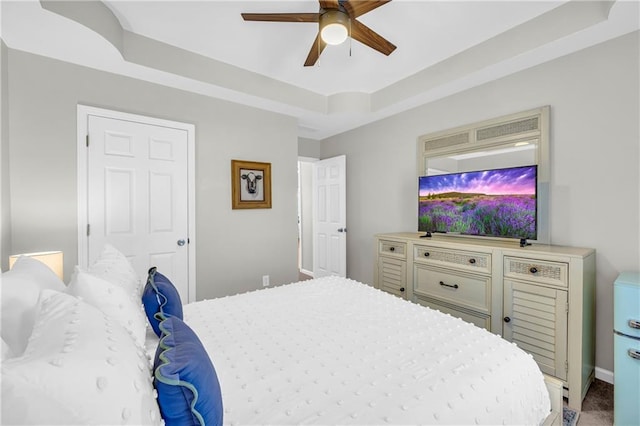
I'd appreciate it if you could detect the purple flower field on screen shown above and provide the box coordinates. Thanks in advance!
[418,195,536,239]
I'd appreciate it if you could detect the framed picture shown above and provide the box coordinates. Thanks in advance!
[231,160,272,209]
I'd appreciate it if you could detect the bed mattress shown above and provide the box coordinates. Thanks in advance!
[176,276,550,425]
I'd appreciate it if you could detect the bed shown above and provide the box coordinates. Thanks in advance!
[2,245,559,425]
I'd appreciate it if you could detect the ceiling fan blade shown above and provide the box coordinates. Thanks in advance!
[304,33,327,67]
[343,0,391,18]
[319,0,340,10]
[350,19,396,56]
[241,13,320,22]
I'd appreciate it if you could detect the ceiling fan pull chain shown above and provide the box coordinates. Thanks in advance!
[349,19,352,57]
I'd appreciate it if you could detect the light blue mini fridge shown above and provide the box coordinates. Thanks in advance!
[614,272,640,426]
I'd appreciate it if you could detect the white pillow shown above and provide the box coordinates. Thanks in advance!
[67,267,148,347]
[1,379,82,425]
[1,290,161,425]
[89,244,142,298]
[1,256,66,355]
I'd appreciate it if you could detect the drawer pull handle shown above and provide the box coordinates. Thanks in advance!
[424,252,430,257]
[469,258,476,264]
[503,317,511,323]
[400,287,405,293]
[439,281,459,289]
[629,349,640,360]
[629,320,640,329]
[389,247,395,252]
[529,266,538,274]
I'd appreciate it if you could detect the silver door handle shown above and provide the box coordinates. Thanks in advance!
[337,228,347,233]
[629,349,640,360]
[629,319,640,329]
[177,239,186,246]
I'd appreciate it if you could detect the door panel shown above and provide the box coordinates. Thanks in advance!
[87,115,190,301]
[312,155,346,278]
[105,168,134,234]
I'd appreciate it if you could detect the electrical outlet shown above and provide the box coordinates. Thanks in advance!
[262,275,270,287]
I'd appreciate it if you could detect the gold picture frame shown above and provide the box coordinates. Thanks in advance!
[231,160,272,209]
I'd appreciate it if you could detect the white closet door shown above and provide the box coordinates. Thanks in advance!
[86,114,190,301]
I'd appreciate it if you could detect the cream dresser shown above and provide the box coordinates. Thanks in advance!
[374,232,596,411]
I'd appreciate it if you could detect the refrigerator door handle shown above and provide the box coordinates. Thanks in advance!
[629,319,640,329]
[629,349,640,360]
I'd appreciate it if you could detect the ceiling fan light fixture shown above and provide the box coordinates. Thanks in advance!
[320,10,349,45]
[241,0,396,67]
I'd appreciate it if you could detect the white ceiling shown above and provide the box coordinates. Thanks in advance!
[1,1,638,139]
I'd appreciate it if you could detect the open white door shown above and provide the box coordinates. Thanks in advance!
[312,155,346,278]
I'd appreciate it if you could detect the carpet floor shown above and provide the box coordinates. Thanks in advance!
[572,379,614,425]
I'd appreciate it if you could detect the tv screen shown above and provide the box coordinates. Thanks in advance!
[418,165,537,240]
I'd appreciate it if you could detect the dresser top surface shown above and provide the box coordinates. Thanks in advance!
[375,232,595,258]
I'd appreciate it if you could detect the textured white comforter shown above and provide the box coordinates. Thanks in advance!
[180,276,550,425]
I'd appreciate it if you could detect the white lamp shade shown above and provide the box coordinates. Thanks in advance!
[321,23,348,45]
[9,251,64,280]
[320,10,349,46]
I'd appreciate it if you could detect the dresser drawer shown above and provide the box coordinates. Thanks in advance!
[416,296,490,330]
[413,265,491,314]
[414,245,491,274]
[504,256,568,288]
[378,240,407,259]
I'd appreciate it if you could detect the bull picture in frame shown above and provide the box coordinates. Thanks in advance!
[231,160,272,209]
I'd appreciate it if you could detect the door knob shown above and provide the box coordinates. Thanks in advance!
[337,228,347,233]
[177,239,186,246]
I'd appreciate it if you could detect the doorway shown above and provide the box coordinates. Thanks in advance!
[297,155,347,279]
[298,157,316,279]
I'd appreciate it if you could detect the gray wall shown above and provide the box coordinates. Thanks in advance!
[298,137,321,159]
[5,49,300,299]
[321,31,640,374]
[1,42,10,271]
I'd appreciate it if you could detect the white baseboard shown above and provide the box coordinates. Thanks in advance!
[595,367,614,384]
[300,269,314,278]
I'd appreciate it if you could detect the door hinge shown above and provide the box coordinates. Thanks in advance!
[86,134,89,147]
[566,302,569,314]
[87,224,90,236]
[565,360,568,373]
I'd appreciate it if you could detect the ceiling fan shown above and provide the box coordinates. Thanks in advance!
[241,0,396,67]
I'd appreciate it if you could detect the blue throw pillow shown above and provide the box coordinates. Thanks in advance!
[142,267,183,337]
[153,316,223,426]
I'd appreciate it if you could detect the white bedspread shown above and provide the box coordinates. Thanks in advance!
[180,276,550,425]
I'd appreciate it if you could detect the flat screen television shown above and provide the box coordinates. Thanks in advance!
[418,165,537,240]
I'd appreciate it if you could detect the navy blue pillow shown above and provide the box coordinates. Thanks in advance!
[142,267,183,337]
[153,316,223,426]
